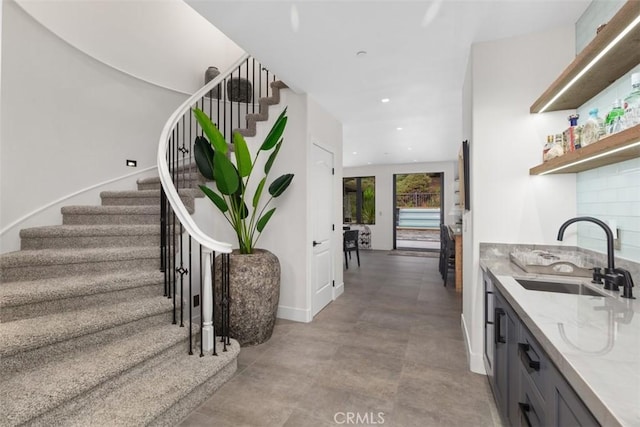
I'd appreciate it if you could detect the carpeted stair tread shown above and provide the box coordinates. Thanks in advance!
[137,175,204,192]
[19,224,161,249]
[0,296,172,358]
[0,270,164,308]
[20,224,159,238]
[0,322,202,426]
[44,339,240,427]
[62,205,160,215]
[100,188,204,206]
[236,80,288,138]
[0,246,157,268]
[137,174,203,185]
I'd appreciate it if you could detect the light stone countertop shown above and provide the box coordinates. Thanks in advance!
[480,243,640,427]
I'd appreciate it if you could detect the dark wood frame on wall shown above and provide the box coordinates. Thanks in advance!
[462,140,470,211]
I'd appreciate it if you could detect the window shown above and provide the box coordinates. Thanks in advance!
[343,176,375,224]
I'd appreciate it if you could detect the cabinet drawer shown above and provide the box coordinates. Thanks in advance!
[518,327,548,402]
[519,372,546,427]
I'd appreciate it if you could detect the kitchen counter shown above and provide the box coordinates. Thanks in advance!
[480,244,640,427]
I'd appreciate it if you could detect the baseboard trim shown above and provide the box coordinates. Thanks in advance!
[462,313,486,375]
[277,305,311,323]
[333,281,345,299]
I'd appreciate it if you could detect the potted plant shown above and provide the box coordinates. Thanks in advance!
[193,107,293,345]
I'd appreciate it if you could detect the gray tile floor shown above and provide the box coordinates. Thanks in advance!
[179,250,500,427]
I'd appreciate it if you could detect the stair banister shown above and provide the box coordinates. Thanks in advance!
[156,53,251,253]
[158,53,253,353]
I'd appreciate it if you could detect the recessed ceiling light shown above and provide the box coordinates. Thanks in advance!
[356,50,367,57]
[408,147,413,151]
[381,98,390,103]
[352,151,357,155]
[397,127,403,131]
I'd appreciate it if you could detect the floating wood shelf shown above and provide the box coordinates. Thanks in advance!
[530,125,640,175]
[530,1,640,113]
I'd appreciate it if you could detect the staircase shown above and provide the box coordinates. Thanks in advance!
[0,51,287,425]
[0,172,239,426]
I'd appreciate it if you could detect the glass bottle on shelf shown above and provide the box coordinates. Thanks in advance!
[623,72,640,128]
[605,99,625,134]
[581,108,605,147]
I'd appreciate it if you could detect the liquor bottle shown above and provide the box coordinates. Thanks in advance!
[605,99,625,134]
[624,73,640,128]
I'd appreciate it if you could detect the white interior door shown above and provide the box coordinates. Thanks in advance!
[311,144,334,316]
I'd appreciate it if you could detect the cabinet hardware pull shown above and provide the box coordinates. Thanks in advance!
[494,307,506,344]
[485,290,493,325]
[519,402,533,427]
[518,343,541,371]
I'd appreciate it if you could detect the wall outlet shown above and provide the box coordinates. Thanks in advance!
[614,229,621,251]
[193,295,200,307]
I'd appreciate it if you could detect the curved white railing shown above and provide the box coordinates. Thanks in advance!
[157,53,280,354]
[156,54,252,254]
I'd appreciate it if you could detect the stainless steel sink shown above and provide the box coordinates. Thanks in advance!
[515,279,606,297]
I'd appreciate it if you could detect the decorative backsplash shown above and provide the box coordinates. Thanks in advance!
[576,157,640,262]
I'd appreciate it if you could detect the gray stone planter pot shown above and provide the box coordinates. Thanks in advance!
[214,249,280,346]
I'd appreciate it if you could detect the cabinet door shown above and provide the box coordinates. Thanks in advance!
[483,272,495,381]
[549,366,599,427]
[505,305,519,427]
[518,371,546,427]
[493,296,509,417]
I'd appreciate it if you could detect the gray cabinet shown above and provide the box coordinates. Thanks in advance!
[484,280,599,427]
[491,289,520,426]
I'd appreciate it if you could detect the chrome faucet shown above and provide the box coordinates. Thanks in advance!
[557,216,635,299]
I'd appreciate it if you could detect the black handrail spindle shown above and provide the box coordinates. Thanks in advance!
[188,236,193,355]
[199,246,204,357]
[212,251,217,356]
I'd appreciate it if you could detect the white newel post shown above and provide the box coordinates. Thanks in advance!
[201,248,214,351]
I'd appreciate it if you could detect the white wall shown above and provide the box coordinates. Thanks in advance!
[464,26,578,373]
[344,161,456,250]
[0,1,193,252]
[14,0,243,94]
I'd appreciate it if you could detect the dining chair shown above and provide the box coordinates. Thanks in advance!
[343,229,360,269]
[441,225,456,287]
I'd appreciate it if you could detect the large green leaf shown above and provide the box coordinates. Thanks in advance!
[264,139,283,174]
[194,136,214,180]
[192,108,228,154]
[213,152,239,195]
[199,185,228,213]
[253,177,266,208]
[268,174,294,197]
[233,132,252,177]
[257,208,276,232]
[260,108,288,151]
[231,191,249,219]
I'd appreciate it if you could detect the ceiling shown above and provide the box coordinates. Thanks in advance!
[187,0,590,167]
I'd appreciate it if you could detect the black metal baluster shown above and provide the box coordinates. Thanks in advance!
[223,253,230,350]
[212,251,217,356]
[188,236,193,354]
[252,58,256,114]
[199,246,204,357]
[266,68,270,98]
[223,78,227,141]
[172,126,177,324]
